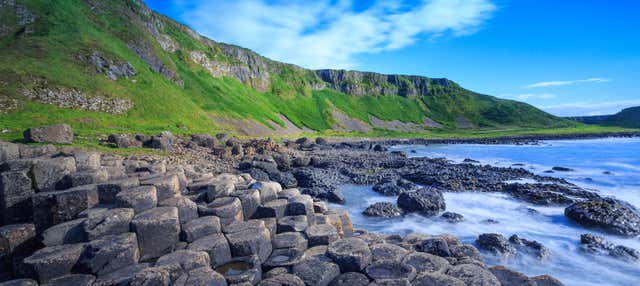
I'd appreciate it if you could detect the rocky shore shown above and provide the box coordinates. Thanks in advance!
[1,125,639,286]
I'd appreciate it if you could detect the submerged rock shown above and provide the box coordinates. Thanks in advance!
[476,233,516,258]
[565,198,640,237]
[580,233,640,262]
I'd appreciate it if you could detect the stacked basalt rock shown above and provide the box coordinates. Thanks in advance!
[0,141,562,286]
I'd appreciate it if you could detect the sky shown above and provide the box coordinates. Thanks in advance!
[145,0,640,116]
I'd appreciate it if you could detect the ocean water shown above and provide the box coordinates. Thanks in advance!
[331,138,640,286]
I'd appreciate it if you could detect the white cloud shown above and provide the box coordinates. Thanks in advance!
[501,93,556,100]
[525,78,611,88]
[540,99,640,117]
[174,0,497,69]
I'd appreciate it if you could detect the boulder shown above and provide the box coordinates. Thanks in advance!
[508,234,550,260]
[130,207,180,261]
[370,243,408,262]
[417,237,452,257]
[225,225,272,262]
[42,218,86,246]
[372,179,415,196]
[159,196,198,224]
[329,272,370,286]
[565,198,640,237]
[23,124,73,144]
[412,273,465,286]
[397,187,446,216]
[305,224,339,247]
[580,233,640,261]
[259,274,305,286]
[190,134,216,148]
[156,250,211,272]
[441,212,464,223]
[0,171,34,225]
[140,174,180,202]
[82,208,134,241]
[115,185,158,214]
[363,202,402,218]
[74,233,139,275]
[292,257,340,286]
[277,216,308,233]
[402,252,450,274]
[97,177,140,204]
[327,238,371,272]
[475,233,516,258]
[188,233,232,268]
[272,232,308,251]
[22,243,85,283]
[173,267,226,286]
[364,261,416,283]
[44,274,96,286]
[92,263,149,286]
[181,216,222,243]
[489,266,535,286]
[107,134,142,148]
[446,264,500,286]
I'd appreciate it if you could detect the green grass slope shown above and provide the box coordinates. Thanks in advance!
[0,0,576,141]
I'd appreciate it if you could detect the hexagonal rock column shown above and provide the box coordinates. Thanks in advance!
[130,207,180,261]
[42,218,86,246]
[292,256,340,286]
[262,248,304,272]
[258,274,305,286]
[96,177,140,204]
[216,255,262,285]
[81,208,134,241]
[181,216,222,243]
[402,252,450,274]
[446,264,501,286]
[173,267,227,286]
[115,185,157,214]
[370,243,409,263]
[276,215,308,233]
[327,238,372,272]
[204,197,244,225]
[231,189,262,220]
[32,185,99,232]
[224,223,272,262]
[188,233,232,268]
[22,243,86,283]
[329,272,371,286]
[273,232,308,251]
[364,261,417,283]
[140,174,180,202]
[74,233,139,275]
[155,249,211,273]
[0,171,34,224]
[159,196,198,224]
[305,224,339,247]
[254,199,288,219]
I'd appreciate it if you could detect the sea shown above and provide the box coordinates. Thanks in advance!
[332,137,640,286]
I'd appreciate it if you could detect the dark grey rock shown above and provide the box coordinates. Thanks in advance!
[181,216,222,243]
[489,266,535,286]
[329,272,370,286]
[204,197,244,225]
[97,177,140,205]
[370,243,408,262]
[231,189,262,220]
[259,273,305,286]
[363,202,402,218]
[93,263,149,286]
[44,274,95,286]
[508,234,550,260]
[225,225,272,262]
[441,212,464,223]
[277,216,308,233]
[156,249,211,272]
[476,233,516,258]
[188,233,232,267]
[254,199,288,219]
[263,248,304,272]
[130,207,180,261]
[0,279,38,286]
[529,275,565,286]
[412,273,465,286]
[32,185,99,233]
[397,187,445,216]
[140,174,180,202]
[565,198,640,237]
[292,257,340,286]
[31,156,76,192]
[417,237,452,257]
[23,124,73,144]
[115,185,157,214]
[82,208,134,241]
[131,266,172,286]
[272,232,308,251]
[107,134,142,148]
[305,224,339,247]
[42,218,86,246]
[364,261,416,283]
[159,196,198,224]
[0,171,34,224]
[446,264,500,286]
[402,252,450,274]
[173,267,226,286]
[580,233,640,261]
[74,233,139,275]
[22,243,86,283]
[216,255,262,285]
[327,238,371,272]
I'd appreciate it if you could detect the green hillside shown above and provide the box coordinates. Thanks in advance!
[0,0,576,139]
[570,106,640,129]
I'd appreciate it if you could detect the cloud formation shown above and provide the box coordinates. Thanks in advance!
[525,78,611,88]
[541,99,640,116]
[175,0,496,69]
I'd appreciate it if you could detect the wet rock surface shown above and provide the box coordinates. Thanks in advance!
[565,198,640,237]
[0,137,584,285]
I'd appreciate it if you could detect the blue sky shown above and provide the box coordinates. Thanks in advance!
[145,0,640,116]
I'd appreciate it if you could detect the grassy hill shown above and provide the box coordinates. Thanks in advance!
[569,106,640,129]
[0,0,577,140]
